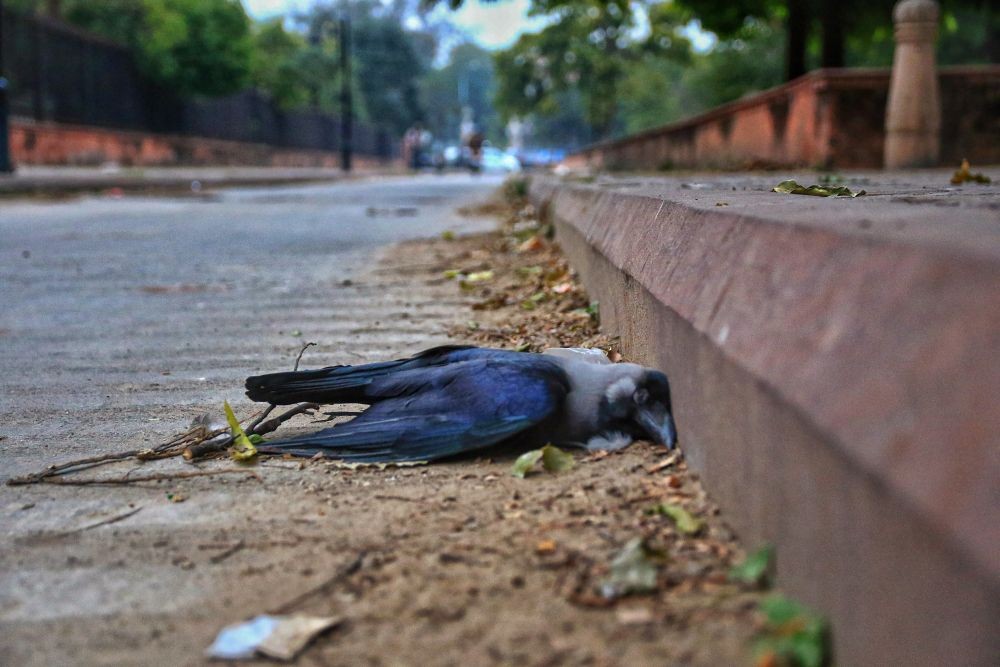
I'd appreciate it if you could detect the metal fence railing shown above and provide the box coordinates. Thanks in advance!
[0,8,395,159]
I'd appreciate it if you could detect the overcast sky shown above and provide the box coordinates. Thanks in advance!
[241,0,544,50]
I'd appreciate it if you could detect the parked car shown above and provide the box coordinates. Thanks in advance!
[480,147,522,173]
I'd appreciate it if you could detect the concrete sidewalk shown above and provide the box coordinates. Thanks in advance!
[0,164,373,197]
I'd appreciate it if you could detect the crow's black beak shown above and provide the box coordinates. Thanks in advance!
[636,405,678,449]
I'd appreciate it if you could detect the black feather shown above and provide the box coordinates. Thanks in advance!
[255,356,569,462]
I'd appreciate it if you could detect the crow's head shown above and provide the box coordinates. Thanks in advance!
[601,368,677,449]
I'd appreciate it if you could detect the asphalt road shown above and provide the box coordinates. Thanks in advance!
[0,174,500,664]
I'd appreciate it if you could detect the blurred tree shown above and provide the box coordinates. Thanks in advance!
[58,0,253,96]
[143,0,252,96]
[675,0,997,79]
[680,18,785,110]
[249,18,313,109]
[493,0,691,139]
[672,0,808,79]
[844,0,998,66]
[617,57,689,135]
[421,42,502,144]
[297,1,428,135]
[528,89,592,148]
[431,1,996,85]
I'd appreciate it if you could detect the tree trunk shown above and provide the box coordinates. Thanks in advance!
[820,0,845,68]
[786,0,809,80]
[985,1,1000,63]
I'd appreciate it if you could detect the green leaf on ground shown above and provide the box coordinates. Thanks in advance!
[441,230,456,241]
[772,179,865,197]
[443,269,461,280]
[511,449,544,478]
[224,401,257,462]
[511,444,575,478]
[601,538,664,598]
[648,503,703,535]
[730,544,774,587]
[754,595,829,667]
[541,444,575,473]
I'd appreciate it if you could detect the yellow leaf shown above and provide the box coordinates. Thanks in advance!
[224,401,257,462]
[466,270,494,283]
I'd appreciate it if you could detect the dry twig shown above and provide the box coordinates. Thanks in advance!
[9,469,261,487]
[271,551,367,614]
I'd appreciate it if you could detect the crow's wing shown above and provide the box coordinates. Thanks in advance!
[256,357,569,462]
[245,345,523,405]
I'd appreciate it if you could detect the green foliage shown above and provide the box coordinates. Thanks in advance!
[729,544,774,587]
[511,444,575,478]
[502,176,530,201]
[673,0,776,37]
[298,1,427,134]
[847,3,1000,67]
[60,0,147,46]
[754,595,830,667]
[249,18,312,109]
[142,0,253,96]
[647,503,704,535]
[617,56,689,134]
[493,0,692,140]
[680,18,785,110]
[56,0,253,97]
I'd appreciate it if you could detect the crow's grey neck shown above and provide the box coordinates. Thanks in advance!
[542,351,644,444]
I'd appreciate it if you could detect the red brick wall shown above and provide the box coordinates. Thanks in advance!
[574,66,1000,171]
[10,118,390,169]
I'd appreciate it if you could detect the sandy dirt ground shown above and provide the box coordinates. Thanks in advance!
[1,178,767,666]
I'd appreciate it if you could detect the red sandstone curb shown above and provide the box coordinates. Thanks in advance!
[530,174,1000,667]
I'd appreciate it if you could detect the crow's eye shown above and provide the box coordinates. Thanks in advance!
[633,388,649,405]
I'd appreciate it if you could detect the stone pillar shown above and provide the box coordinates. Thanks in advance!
[885,0,941,168]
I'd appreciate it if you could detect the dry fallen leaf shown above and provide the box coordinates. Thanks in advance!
[772,179,865,197]
[517,236,545,253]
[616,606,654,625]
[536,539,557,554]
[552,282,574,294]
[601,538,664,599]
[645,452,679,474]
[950,158,992,185]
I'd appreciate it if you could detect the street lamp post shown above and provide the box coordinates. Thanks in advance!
[339,15,352,173]
[0,0,14,173]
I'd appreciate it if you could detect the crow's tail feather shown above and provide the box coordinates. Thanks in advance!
[245,360,403,405]
[245,345,481,405]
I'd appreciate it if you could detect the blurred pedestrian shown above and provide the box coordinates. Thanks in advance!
[403,125,422,171]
